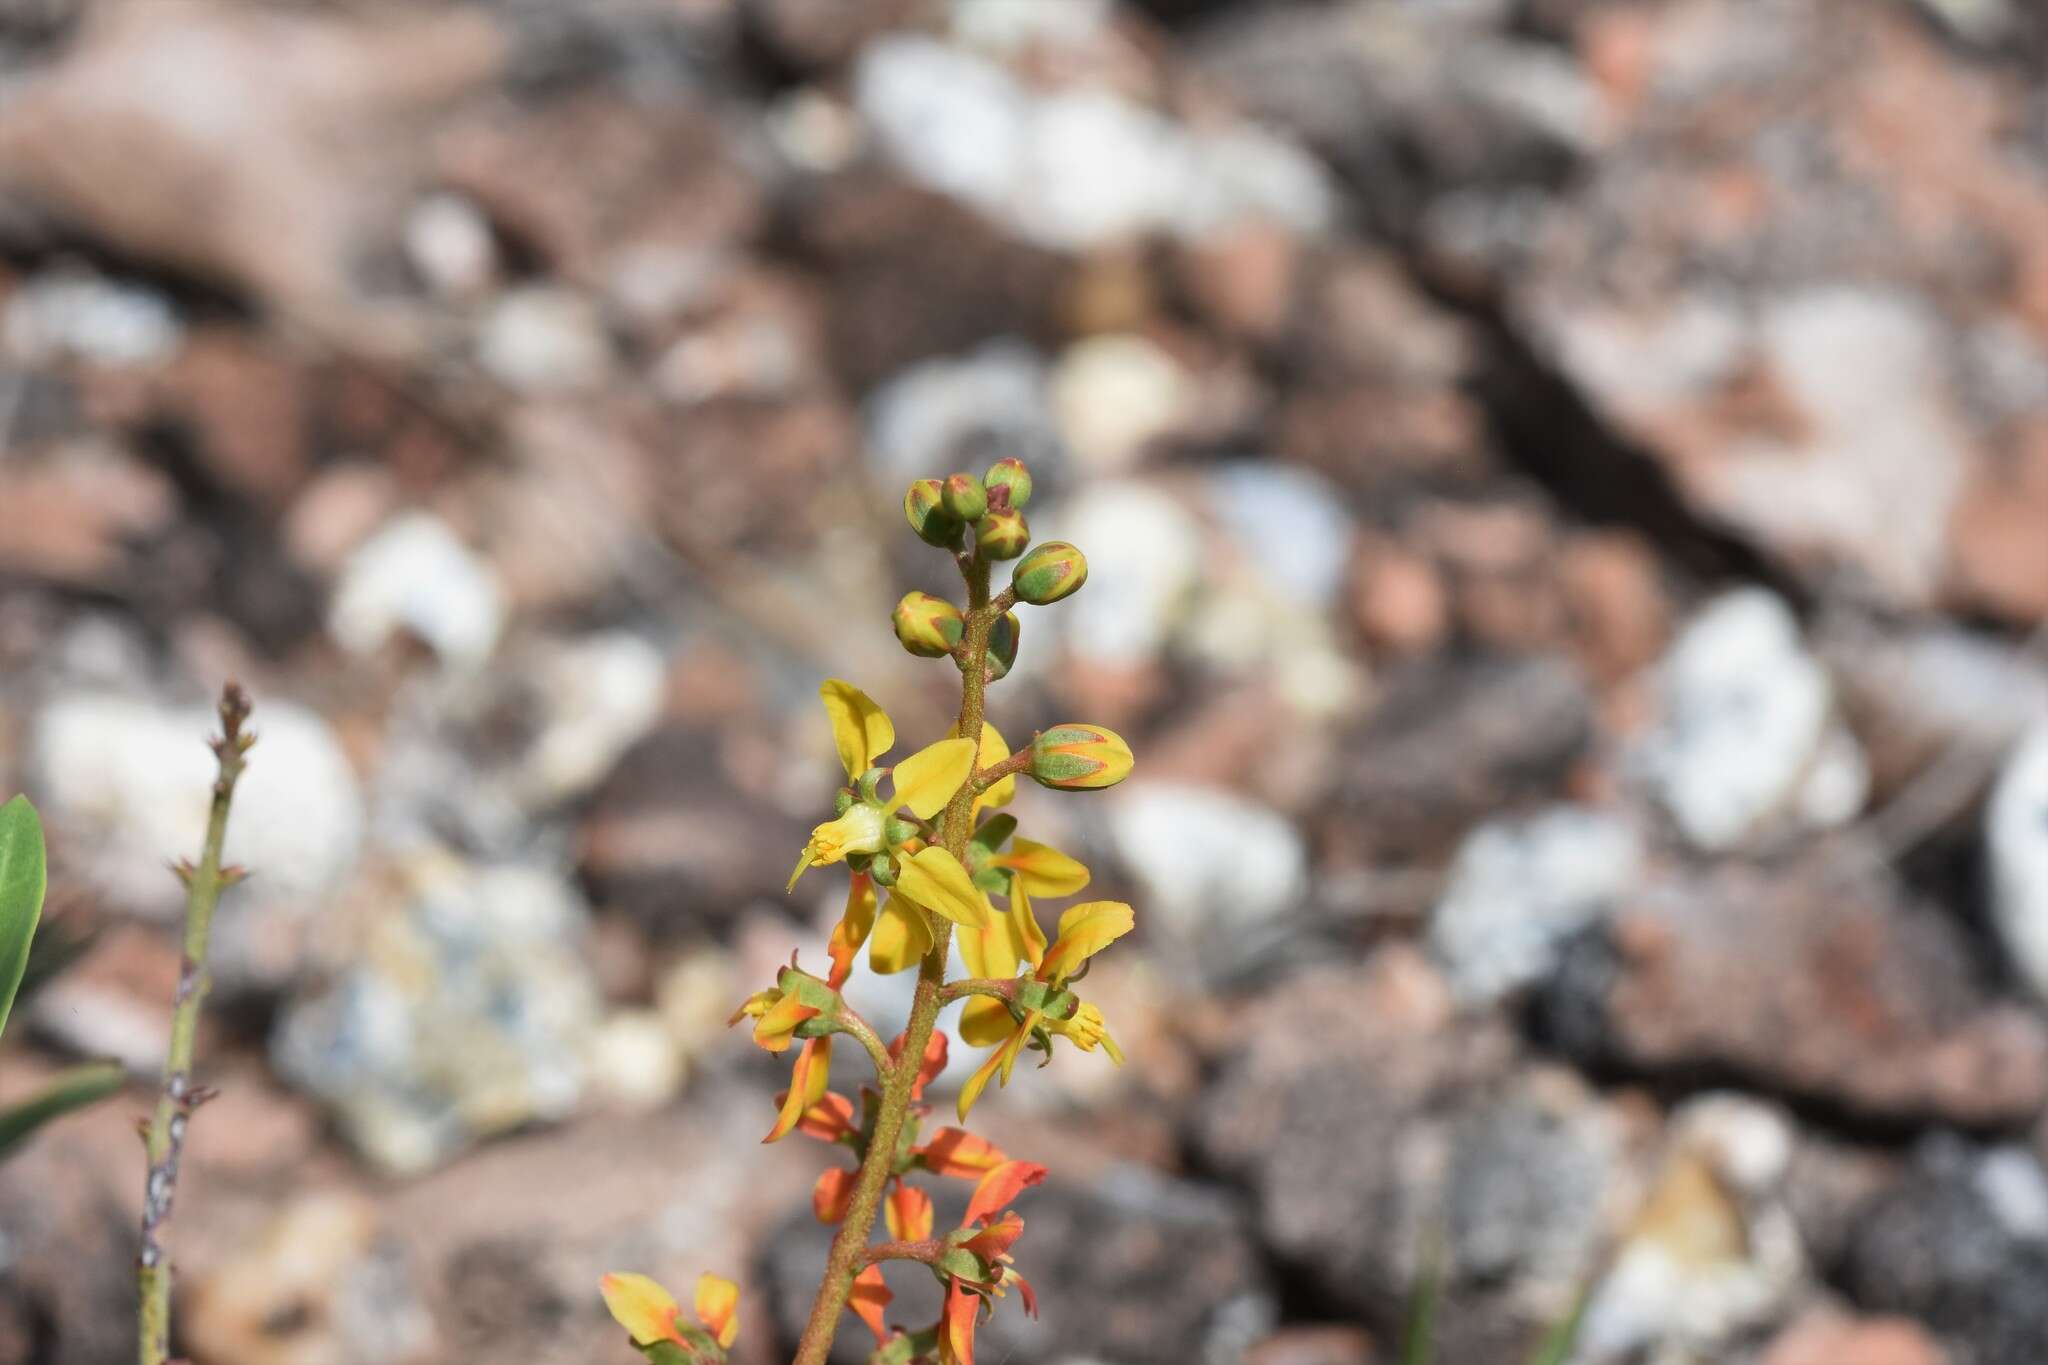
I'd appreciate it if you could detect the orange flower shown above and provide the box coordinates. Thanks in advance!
[764,1036,833,1144]
[600,1270,740,1359]
[935,1161,1045,1365]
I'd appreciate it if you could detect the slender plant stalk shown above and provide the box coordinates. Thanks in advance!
[793,557,995,1365]
[138,683,253,1365]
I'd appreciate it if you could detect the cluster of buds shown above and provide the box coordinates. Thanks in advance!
[604,459,1136,1365]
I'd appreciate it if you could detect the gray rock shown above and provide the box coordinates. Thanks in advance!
[271,850,602,1174]
[1841,1136,2048,1365]
[1428,805,1642,1007]
[1,266,182,366]
[863,338,1057,494]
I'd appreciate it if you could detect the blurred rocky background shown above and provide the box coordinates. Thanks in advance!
[2,0,2047,1361]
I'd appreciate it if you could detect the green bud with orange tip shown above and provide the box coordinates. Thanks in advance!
[985,457,1032,510]
[1011,541,1087,605]
[942,473,988,523]
[976,508,1029,560]
[986,611,1021,681]
[1028,724,1134,790]
[893,592,965,658]
[905,479,963,548]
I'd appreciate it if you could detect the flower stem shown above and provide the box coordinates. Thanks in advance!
[138,684,252,1365]
[793,557,994,1365]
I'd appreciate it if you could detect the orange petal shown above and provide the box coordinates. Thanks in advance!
[753,995,819,1053]
[850,1264,893,1346]
[827,873,877,989]
[939,1276,979,1365]
[814,1167,856,1223]
[600,1272,684,1346]
[962,1210,1025,1261]
[694,1272,739,1350]
[916,1127,1009,1179]
[888,1028,949,1101]
[964,1159,1047,1228]
[765,1037,832,1143]
[797,1091,856,1143]
[885,1183,935,1242]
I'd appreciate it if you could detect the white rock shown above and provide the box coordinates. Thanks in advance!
[475,285,612,391]
[1977,1145,2048,1242]
[854,34,1333,250]
[329,511,504,666]
[1634,588,1867,850]
[950,0,1112,52]
[863,339,1054,492]
[31,693,364,918]
[1429,806,1642,1006]
[1110,783,1309,952]
[588,1010,687,1112]
[403,191,496,299]
[514,633,667,806]
[1988,723,2048,1001]
[3,268,182,366]
[854,36,1028,219]
[1205,462,1354,610]
[1036,480,1202,669]
[1049,333,1191,472]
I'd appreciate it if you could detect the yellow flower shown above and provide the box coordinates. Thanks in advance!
[765,1036,833,1143]
[955,720,1015,818]
[788,679,978,890]
[957,902,1134,1119]
[600,1270,740,1356]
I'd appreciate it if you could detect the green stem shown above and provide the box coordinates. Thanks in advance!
[936,978,1021,1008]
[138,684,252,1365]
[794,556,994,1365]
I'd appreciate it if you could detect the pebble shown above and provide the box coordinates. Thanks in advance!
[2,267,183,366]
[1110,782,1309,969]
[1633,588,1868,850]
[1428,805,1642,1006]
[30,691,364,921]
[863,338,1056,493]
[1987,723,2048,1001]
[329,511,505,667]
[474,285,612,392]
[1049,332,1192,473]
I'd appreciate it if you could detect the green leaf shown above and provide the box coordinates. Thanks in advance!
[0,796,48,1043]
[0,1060,123,1159]
[970,814,1017,853]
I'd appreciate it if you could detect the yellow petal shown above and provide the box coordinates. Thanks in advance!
[869,893,934,974]
[998,839,1090,898]
[958,891,1022,982]
[960,996,1016,1047]
[1040,901,1134,985]
[821,679,895,782]
[953,721,1015,816]
[600,1272,683,1345]
[890,738,976,821]
[694,1273,740,1349]
[752,992,815,1053]
[956,1014,1038,1121]
[895,846,990,927]
[1008,880,1047,970]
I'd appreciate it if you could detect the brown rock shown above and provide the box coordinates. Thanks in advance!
[0,0,505,350]
[1763,1309,1949,1365]
[1247,1326,1377,1365]
[1538,852,2048,1126]
[1558,530,1671,681]
[1351,537,1450,659]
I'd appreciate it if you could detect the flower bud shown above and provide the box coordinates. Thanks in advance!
[893,591,965,658]
[1011,541,1087,605]
[976,508,1029,560]
[884,815,920,847]
[1029,723,1134,790]
[985,457,1032,510]
[986,610,1021,681]
[942,472,988,523]
[905,479,962,548]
